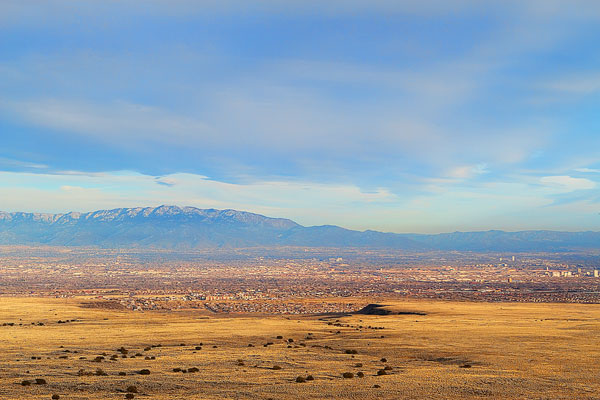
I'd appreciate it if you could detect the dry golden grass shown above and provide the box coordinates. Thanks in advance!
[1,297,600,399]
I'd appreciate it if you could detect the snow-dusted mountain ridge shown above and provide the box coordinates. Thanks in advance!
[0,206,598,251]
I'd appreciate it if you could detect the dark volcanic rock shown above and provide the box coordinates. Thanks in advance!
[355,304,426,316]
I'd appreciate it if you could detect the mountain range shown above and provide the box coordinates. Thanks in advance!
[0,205,598,252]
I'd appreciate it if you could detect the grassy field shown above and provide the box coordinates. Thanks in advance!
[1,297,600,399]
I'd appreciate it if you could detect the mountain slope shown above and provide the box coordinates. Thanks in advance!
[0,206,301,248]
[0,206,598,251]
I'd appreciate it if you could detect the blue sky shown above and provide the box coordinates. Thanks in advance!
[1,0,600,233]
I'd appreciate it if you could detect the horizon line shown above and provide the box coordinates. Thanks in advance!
[1,205,599,236]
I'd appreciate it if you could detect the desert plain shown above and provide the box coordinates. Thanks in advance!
[1,297,600,399]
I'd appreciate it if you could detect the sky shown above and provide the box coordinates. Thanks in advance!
[1,0,600,233]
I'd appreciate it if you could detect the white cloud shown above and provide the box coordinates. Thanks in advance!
[543,74,600,95]
[445,163,489,179]
[0,169,598,233]
[540,175,596,191]
[575,168,600,173]
[0,98,209,147]
[0,157,47,170]
[0,0,517,25]
[0,170,399,229]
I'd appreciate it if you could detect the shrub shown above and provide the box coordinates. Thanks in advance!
[342,372,354,379]
[377,369,387,376]
[276,335,283,339]
[52,395,60,400]
[354,363,363,367]
[384,366,392,371]
[306,375,314,381]
[345,349,358,355]
[125,394,135,399]
[295,376,306,383]
[187,367,199,373]
[118,372,126,376]
[21,380,31,386]
[195,346,202,350]
[95,368,107,376]
[35,378,47,385]
[126,385,138,393]
[380,358,387,362]
[138,369,151,375]
[173,368,182,372]
[272,365,282,370]
[357,371,364,378]
[459,364,472,368]
[373,384,381,388]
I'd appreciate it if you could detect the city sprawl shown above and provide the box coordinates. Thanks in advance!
[2,247,599,312]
